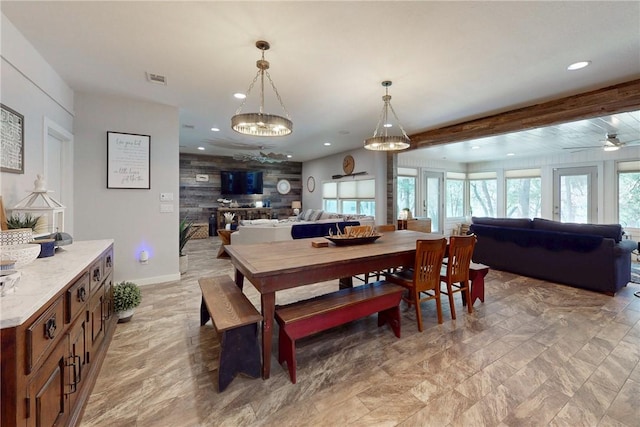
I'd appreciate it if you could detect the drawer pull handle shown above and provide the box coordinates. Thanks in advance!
[106,255,112,267]
[93,268,101,283]
[78,287,87,302]
[45,317,57,339]
[66,355,82,395]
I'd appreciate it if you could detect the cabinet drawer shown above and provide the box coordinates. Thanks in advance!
[26,297,65,374]
[66,272,90,323]
[103,247,114,280]
[89,258,103,293]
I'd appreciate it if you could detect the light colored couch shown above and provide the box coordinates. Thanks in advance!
[230,210,375,245]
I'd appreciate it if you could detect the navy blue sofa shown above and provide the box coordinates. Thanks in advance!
[470,217,637,295]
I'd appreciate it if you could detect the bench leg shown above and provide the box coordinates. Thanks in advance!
[377,306,401,338]
[278,327,297,384]
[200,296,210,326]
[218,323,261,392]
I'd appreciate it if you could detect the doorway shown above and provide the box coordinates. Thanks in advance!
[552,166,597,223]
[422,171,443,233]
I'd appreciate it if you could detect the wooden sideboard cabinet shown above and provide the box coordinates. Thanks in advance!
[397,218,432,233]
[1,241,115,427]
[217,207,272,229]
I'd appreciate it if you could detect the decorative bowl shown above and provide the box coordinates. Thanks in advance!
[325,234,382,246]
[1,244,41,267]
[0,228,34,246]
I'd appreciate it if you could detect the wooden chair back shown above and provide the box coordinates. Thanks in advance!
[413,238,447,293]
[445,234,477,283]
[376,224,396,232]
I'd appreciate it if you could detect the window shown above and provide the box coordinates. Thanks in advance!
[505,169,541,218]
[397,168,417,217]
[446,172,465,218]
[322,179,375,215]
[618,161,640,228]
[469,172,497,217]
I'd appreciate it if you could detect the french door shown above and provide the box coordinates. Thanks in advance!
[552,166,597,223]
[422,171,443,233]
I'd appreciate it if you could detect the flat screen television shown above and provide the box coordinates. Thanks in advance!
[220,170,263,195]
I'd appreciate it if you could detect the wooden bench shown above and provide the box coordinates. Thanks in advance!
[199,276,262,392]
[275,281,404,384]
[462,262,490,307]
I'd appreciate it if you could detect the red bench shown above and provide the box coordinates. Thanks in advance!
[275,281,404,384]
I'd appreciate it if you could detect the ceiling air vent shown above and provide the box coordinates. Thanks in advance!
[146,72,167,85]
[182,124,195,129]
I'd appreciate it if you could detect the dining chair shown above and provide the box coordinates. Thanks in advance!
[363,224,398,282]
[440,234,476,320]
[385,238,447,331]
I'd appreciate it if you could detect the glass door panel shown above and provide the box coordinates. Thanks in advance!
[553,166,597,223]
[423,172,443,233]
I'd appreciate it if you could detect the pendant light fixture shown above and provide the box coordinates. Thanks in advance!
[364,80,410,151]
[231,40,293,137]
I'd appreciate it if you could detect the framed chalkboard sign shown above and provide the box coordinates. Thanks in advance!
[107,131,150,189]
[1,104,25,174]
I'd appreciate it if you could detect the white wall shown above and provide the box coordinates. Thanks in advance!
[1,13,75,231]
[73,92,180,285]
[302,148,387,224]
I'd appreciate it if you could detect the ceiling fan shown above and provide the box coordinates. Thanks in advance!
[565,133,640,152]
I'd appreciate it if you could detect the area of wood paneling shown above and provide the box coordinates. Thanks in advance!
[180,154,302,225]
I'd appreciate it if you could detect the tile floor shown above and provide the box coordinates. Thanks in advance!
[80,237,640,427]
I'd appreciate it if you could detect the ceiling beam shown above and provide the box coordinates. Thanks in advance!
[408,78,640,149]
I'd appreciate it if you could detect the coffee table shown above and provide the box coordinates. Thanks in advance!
[217,229,236,258]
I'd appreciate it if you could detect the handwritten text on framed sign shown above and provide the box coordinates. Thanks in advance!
[107,131,150,189]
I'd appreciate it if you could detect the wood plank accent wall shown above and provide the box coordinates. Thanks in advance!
[180,154,302,226]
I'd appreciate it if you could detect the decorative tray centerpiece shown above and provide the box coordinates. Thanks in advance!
[324,225,382,246]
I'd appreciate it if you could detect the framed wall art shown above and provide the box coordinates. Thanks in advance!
[107,131,151,189]
[1,104,25,174]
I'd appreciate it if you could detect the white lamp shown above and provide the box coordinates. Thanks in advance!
[292,201,302,215]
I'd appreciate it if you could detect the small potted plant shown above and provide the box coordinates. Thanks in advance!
[113,281,141,323]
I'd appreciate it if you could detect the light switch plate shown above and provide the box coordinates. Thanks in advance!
[160,203,174,213]
[160,192,173,201]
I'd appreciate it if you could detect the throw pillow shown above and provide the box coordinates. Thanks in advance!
[309,209,324,221]
[301,209,314,221]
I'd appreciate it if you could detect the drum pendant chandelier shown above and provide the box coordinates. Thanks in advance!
[364,81,410,151]
[231,40,293,137]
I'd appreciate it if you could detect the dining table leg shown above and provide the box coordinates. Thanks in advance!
[234,269,244,290]
[261,292,276,379]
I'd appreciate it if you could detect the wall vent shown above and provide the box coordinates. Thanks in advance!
[182,124,195,129]
[146,72,167,85]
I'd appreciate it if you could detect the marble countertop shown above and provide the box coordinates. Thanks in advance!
[0,240,114,329]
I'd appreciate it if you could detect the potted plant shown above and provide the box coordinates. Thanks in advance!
[179,217,198,274]
[113,281,141,323]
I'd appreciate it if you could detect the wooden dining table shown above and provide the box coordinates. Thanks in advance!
[225,229,440,379]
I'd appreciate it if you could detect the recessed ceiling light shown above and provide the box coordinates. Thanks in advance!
[234,93,246,99]
[567,61,591,71]
[210,127,220,132]
[383,123,393,128]
[471,145,480,150]
[286,154,293,158]
[507,153,515,156]
[197,146,205,151]
[324,142,331,146]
